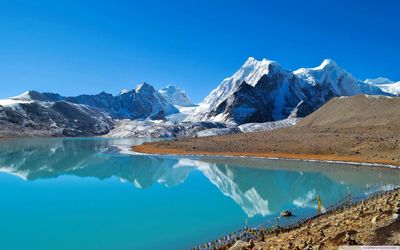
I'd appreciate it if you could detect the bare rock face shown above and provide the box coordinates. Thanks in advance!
[0,101,114,137]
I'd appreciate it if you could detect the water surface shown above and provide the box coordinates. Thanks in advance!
[0,138,399,250]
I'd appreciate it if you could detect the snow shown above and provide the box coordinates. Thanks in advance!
[293,58,387,97]
[198,57,279,112]
[195,127,239,137]
[0,98,33,107]
[166,105,198,123]
[119,89,130,95]
[238,118,300,133]
[377,82,400,95]
[364,78,400,95]
[158,85,193,106]
[314,59,338,70]
[10,91,32,100]
[364,77,393,85]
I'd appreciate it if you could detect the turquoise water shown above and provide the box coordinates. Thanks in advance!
[0,138,399,250]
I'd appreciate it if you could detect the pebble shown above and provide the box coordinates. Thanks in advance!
[228,240,249,250]
[393,213,399,221]
[248,239,254,248]
[371,215,379,224]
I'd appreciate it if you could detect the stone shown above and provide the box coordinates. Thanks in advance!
[280,210,293,217]
[371,216,379,224]
[248,239,254,248]
[228,240,250,250]
[393,213,400,221]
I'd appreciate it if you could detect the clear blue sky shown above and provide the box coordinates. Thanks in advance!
[0,0,399,102]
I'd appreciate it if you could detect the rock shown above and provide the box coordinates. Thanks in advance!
[371,216,379,224]
[343,231,359,245]
[280,210,293,217]
[248,239,254,248]
[393,213,399,221]
[228,240,250,250]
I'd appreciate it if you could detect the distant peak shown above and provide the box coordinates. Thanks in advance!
[244,56,256,63]
[11,91,32,99]
[317,59,338,69]
[135,82,155,92]
[119,89,130,95]
[161,85,178,91]
[244,56,277,66]
[364,77,393,85]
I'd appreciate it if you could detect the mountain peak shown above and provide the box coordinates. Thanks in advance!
[135,82,155,93]
[316,59,339,70]
[364,77,393,85]
[159,85,193,106]
[244,56,277,67]
[119,89,131,95]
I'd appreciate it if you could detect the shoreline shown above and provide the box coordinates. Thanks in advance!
[195,187,400,249]
[133,143,400,168]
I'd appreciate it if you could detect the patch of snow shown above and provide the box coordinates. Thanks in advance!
[195,127,240,137]
[0,98,33,107]
[239,118,300,133]
[363,78,400,95]
[159,85,193,106]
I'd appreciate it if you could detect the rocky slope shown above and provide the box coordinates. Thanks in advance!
[296,95,400,128]
[0,98,114,137]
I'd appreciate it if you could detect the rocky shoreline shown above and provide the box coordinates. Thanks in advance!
[194,188,400,249]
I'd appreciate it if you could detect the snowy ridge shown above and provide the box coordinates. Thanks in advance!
[191,57,281,120]
[193,57,397,124]
[158,85,193,106]
[364,78,400,95]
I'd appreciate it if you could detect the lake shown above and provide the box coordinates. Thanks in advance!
[0,138,399,250]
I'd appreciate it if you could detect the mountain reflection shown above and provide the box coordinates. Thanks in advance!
[0,138,399,217]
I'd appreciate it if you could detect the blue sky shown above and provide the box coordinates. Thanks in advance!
[0,0,399,102]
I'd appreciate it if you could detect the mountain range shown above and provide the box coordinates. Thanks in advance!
[0,57,399,137]
[192,57,393,124]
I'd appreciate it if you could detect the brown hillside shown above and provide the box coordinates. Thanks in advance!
[296,95,400,128]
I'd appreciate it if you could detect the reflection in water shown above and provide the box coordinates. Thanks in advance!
[0,138,399,218]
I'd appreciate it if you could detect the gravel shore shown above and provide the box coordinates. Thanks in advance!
[197,188,400,249]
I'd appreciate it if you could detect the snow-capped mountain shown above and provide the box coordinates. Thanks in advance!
[0,96,114,137]
[364,77,400,95]
[8,83,179,120]
[201,57,277,110]
[158,85,194,106]
[1,57,399,137]
[64,82,178,120]
[193,57,394,124]
[0,83,186,137]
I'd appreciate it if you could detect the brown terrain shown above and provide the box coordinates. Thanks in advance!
[134,95,400,166]
[225,188,400,249]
